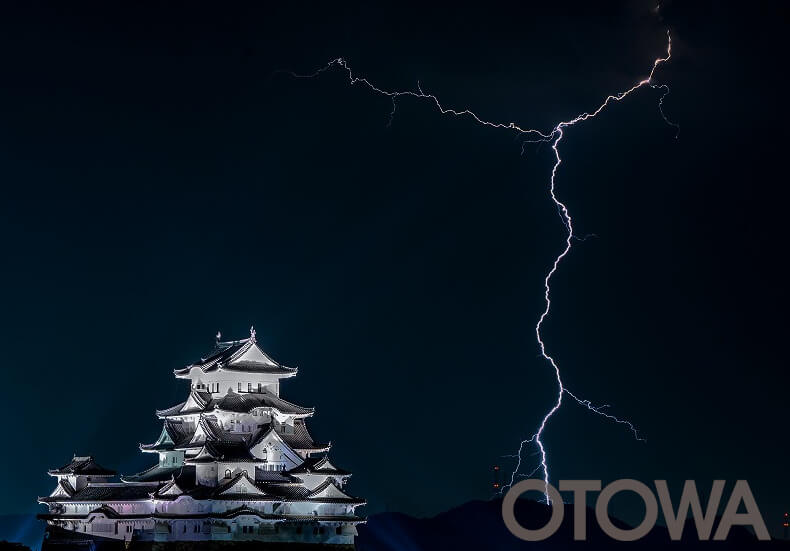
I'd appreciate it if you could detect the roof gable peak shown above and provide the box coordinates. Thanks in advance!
[229,340,277,367]
[159,481,183,496]
[218,473,264,496]
[307,480,353,500]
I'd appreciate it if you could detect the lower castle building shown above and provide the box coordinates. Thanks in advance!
[38,328,365,547]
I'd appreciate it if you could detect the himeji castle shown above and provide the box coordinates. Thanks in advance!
[38,328,365,548]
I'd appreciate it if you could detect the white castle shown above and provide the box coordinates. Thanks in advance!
[39,328,365,546]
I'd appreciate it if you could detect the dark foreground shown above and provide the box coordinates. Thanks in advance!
[5,498,790,551]
[356,498,789,550]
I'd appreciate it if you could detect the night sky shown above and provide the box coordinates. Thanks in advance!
[1,0,789,539]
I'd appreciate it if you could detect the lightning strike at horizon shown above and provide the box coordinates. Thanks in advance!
[290,30,675,502]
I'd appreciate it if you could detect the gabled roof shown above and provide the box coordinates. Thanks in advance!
[173,335,297,377]
[155,401,186,417]
[289,456,350,476]
[48,456,116,477]
[49,479,76,498]
[178,389,212,414]
[250,420,328,453]
[213,472,269,498]
[158,480,184,496]
[140,420,194,452]
[148,467,199,499]
[305,480,365,504]
[181,415,249,449]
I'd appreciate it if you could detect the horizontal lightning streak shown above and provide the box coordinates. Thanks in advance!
[289,30,675,503]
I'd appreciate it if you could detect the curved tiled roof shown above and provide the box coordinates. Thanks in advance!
[250,420,329,453]
[186,441,255,464]
[48,456,116,477]
[40,483,158,502]
[157,391,313,418]
[173,338,297,377]
[140,419,194,452]
[211,392,313,415]
[289,456,350,476]
[121,464,184,483]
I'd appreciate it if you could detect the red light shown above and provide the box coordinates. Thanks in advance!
[493,483,500,488]
[494,466,500,471]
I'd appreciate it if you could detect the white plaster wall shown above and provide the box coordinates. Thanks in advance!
[183,368,286,396]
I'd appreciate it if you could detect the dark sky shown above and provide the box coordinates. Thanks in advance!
[1,0,788,538]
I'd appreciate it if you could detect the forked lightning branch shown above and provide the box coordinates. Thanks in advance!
[292,31,676,499]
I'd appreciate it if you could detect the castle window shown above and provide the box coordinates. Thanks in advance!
[224,469,231,479]
[258,383,262,392]
[248,383,252,392]
[336,526,342,535]
[238,382,242,392]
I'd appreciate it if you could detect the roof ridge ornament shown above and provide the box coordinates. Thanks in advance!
[249,326,257,343]
[216,331,222,343]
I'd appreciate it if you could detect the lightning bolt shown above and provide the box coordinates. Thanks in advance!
[289,30,675,502]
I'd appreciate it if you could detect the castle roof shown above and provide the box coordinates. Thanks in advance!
[173,335,297,378]
[157,390,313,418]
[48,456,116,477]
[250,420,329,453]
[142,413,327,457]
[186,441,256,464]
[289,456,350,476]
[122,464,192,483]
[39,482,158,503]
[139,419,194,452]
[263,480,365,505]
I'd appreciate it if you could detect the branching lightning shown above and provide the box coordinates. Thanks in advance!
[289,30,675,502]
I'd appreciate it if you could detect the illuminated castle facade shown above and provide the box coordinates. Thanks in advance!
[38,328,365,546]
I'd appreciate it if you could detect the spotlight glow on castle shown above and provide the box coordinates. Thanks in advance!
[38,328,365,546]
